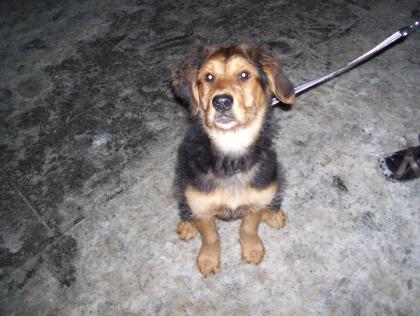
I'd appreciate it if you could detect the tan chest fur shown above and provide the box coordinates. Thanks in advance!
[185,167,277,217]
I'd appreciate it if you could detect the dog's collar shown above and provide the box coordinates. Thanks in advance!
[213,153,256,178]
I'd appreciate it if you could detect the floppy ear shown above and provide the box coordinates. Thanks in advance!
[256,45,295,105]
[171,47,219,116]
[171,56,200,117]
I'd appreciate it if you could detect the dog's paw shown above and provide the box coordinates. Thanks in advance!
[241,234,265,265]
[197,245,220,276]
[177,221,197,241]
[263,208,286,229]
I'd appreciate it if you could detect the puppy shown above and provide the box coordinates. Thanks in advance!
[171,43,295,276]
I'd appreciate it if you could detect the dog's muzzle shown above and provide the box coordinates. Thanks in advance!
[212,94,236,126]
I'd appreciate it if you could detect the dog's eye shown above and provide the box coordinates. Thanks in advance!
[239,71,250,81]
[204,73,215,82]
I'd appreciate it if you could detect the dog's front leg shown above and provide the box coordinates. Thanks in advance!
[195,216,221,276]
[240,209,265,265]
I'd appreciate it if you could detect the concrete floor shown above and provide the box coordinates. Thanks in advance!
[1,0,419,315]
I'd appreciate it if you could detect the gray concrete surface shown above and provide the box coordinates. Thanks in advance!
[1,0,419,315]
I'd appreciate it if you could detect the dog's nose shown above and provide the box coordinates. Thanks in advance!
[212,94,233,112]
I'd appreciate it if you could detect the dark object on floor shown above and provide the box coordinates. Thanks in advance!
[332,175,348,192]
[379,144,420,182]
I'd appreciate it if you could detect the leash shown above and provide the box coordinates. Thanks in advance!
[272,20,419,105]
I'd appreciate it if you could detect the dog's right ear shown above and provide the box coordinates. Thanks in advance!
[171,56,200,117]
[171,47,217,117]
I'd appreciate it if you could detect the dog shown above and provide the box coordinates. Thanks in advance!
[171,43,295,276]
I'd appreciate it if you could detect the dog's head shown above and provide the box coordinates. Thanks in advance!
[172,44,294,152]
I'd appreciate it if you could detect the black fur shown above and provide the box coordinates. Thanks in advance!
[175,107,286,221]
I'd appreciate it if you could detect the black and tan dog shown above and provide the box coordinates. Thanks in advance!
[172,43,295,276]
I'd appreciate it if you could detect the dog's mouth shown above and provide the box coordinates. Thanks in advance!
[213,112,238,128]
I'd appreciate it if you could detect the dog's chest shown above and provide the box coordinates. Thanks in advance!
[215,169,253,193]
[186,165,277,217]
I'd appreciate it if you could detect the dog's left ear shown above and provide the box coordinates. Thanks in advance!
[256,45,295,105]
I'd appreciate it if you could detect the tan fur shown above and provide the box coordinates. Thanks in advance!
[194,54,271,155]
[262,208,286,229]
[240,209,265,264]
[196,55,268,131]
[195,216,221,276]
[177,221,198,241]
[185,181,278,218]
